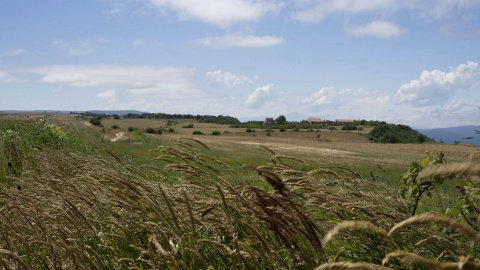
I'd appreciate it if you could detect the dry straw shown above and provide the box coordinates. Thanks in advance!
[419,163,480,180]
[382,251,459,270]
[388,212,480,243]
[315,261,394,270]
[322,221,399,250]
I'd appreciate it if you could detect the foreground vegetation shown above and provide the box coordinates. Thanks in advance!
[0,115,479,269]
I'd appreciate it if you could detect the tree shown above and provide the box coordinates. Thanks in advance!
[275,115,286,124]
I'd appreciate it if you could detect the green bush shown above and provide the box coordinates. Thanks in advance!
[211,131,221,136]
[342,124,357,130]
[183,124,194,128]
[368,124,433,144]
[192,131,204,135]
[145,127,156,134]
[111,124,120,129]
[90,118,102,126]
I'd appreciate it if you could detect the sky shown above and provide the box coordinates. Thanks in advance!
[1,0,480,128]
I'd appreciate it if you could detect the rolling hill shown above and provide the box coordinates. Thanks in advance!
[417,125,480,145]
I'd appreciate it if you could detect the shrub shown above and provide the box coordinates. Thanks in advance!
[128,126,134,132]
[192,131,204,135]
[183,124,194,128]
[342,124,357,130]
[90,118,102,126]
[211,131,221,136]
[328,126,336,131]
[111,124,120,129]
[145,127,156,134]
[280,128,286,132]
[168,128,175,133]
[246,128,255,133]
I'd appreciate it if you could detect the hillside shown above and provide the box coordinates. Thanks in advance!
[417,125,480,145]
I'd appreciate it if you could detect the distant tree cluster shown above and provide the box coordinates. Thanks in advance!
[231,120,326,130]
[122,113,240,125]
[367,124,433,144]
[78,112,240,125]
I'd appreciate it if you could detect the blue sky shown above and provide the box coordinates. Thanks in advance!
[1,0,480,128]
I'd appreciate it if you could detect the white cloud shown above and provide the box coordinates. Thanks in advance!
[27,65,201,99]
[3,49,26,57]
[132,39,144,47]
[416,0,480,20]
[97,89,117,99]
[105,3,127,14]
[244,84,275,108]
[345,21,406,39]
[51,38,107,55]
[292,0,401,23]
[146,0,285,28]
[301,87,337,106]
[195,33,284,49]
[291,0,480,29]
[0,71,22,83]
[395,61,480,105]
[205,70,254,87]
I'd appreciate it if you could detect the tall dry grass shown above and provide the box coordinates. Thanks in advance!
[0,134,479,269]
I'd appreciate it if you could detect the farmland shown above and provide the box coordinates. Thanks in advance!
[1,112,480,269]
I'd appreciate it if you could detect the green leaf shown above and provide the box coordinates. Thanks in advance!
[421,157,430,166]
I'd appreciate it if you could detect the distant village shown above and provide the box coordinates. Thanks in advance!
[263,117,354,126]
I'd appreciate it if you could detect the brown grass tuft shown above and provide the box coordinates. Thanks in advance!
[388,212,480,243]
[316,261,394,270]
[322,221,398,250]
[382,251,459,270]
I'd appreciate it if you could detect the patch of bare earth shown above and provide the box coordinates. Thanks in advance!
[111,132,126,142]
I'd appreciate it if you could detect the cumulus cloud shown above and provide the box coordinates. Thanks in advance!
[97,89,117,99]
[417,0,480,19]
[195,33,284,49]
[105,3,127,14]
[0,71,23,83]
[27,65,200,99]
[146,0,285,28]
[132,39,144,47]
[244,84,275,108]
[3,49,26,57]
[291,0,480,26]
[292,0,401,23]
[395,61,480,105]
[301,87,337,106]
[51,38,107,55]
[345,21,406,39]
[205,70,254,87]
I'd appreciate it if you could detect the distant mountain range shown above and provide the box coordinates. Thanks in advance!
[2,110,145,116]
[417,125,480,145]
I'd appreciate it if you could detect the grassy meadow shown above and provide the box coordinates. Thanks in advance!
[1,112,480,269]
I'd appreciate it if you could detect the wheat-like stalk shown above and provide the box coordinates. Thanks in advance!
[323,221,398,250]
[419,163,480,180]
[382,251,459,270]
[388,212,480,243]
[315,261,394,270]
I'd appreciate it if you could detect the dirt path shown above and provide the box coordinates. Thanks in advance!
[111,132,126,142]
